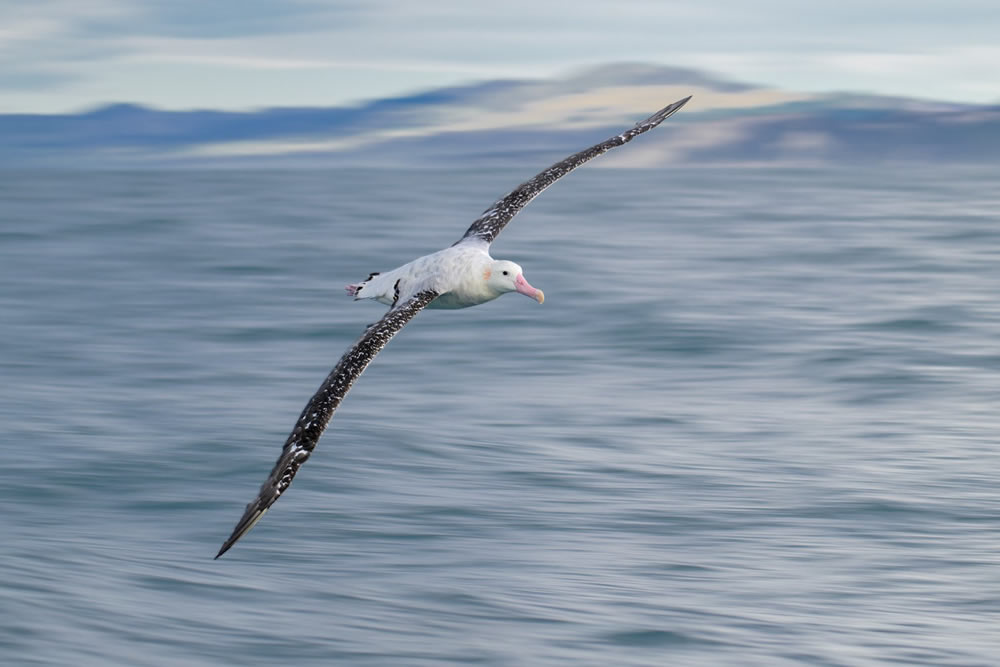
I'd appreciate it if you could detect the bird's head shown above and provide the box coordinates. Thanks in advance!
[486,260,544,304]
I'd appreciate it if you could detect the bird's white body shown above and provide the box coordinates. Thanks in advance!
[349,241,541,309]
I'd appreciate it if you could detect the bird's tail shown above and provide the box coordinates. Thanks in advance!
[346,271,383,300]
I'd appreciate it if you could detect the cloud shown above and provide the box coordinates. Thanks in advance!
[115,37,536,76]
[0,1,137,72]
[103,0,363,39]
[1,1,999,111]
[0,69,81,92]
[669,46,1000,104]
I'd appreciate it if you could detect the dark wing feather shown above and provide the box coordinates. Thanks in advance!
[458,96,691,245]
[215,290,439,558]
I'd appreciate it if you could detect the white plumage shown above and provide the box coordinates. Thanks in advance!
[346,241,543,309]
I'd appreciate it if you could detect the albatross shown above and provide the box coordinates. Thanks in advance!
[215,95,692,558]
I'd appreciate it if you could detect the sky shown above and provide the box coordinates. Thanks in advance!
[2,0,998,113]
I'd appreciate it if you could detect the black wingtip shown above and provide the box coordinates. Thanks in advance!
[673,95,694,108]
[645,95,692,125]
[215,536,238,559]
[214,505,269,560]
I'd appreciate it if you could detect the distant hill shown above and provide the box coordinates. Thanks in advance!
[2,63,998,167]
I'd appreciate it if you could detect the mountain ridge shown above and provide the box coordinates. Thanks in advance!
[2,63,997,167]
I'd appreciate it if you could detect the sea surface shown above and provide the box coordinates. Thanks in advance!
[2,165,999,666]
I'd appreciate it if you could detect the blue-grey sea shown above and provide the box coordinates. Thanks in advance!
[2,165,999,666]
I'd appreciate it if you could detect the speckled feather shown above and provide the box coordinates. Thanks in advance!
[459,96,691,245]
[215,290,439,558]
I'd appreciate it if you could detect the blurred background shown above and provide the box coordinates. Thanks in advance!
[2,2,999,666]
[2,0,999,167]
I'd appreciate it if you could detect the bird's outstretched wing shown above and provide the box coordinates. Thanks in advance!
[458,96,691,246]
[216,290,439,558]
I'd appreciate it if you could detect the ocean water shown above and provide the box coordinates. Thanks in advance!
[1,165,999,666]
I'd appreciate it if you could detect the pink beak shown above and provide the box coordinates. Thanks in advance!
[514,273,544,304]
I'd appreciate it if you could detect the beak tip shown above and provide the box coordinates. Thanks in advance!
[536,290,545,304]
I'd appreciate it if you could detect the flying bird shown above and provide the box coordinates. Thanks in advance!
[216,95,692,558]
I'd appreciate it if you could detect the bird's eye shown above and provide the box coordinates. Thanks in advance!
[502,270,509,276]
